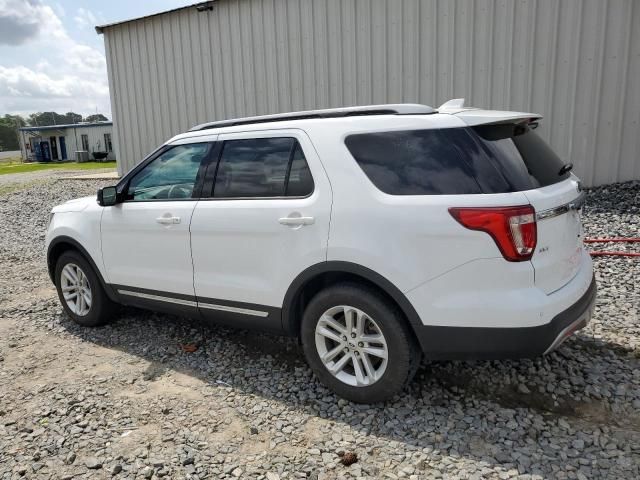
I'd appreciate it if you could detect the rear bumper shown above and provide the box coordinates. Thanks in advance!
[414,274,596,360]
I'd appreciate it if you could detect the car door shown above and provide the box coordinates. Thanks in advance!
[101,140,215,314]
[190,130,332,331]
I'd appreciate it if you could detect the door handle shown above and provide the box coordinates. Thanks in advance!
[279,216,315,226]
[156,215,181,225]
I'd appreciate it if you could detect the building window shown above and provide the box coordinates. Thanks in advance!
[81,134,89,151]
[104,133,113,153]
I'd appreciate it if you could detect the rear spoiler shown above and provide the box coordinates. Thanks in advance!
[438,98,542,127]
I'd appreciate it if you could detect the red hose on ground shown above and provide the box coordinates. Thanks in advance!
[584,238,640,257]
[589,251,640,257]
[584,238,640,243]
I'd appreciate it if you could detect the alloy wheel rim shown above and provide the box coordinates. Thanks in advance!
[60,263,92,316]
[314,305,388,387]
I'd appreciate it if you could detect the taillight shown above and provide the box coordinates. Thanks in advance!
[449,205,537,262]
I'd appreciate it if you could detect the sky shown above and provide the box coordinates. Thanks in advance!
[0,0,193,119]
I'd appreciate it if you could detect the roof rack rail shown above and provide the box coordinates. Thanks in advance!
[189,103,435,131]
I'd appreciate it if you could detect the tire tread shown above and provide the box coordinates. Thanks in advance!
[301,282,421,403]
[55,250,116,327]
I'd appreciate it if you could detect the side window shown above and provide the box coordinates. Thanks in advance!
[127,143,210,201]
[213,137,314,198]
[345,127,569,195]
[344,129,482,195]
[285,143,314,196]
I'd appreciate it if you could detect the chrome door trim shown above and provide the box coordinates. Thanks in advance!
[117,288,269,317]
[117,289,198,307]
[198,302,269,317]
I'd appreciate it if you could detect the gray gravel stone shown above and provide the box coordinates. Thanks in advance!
[85,457,102,469]
[0,177,638,479]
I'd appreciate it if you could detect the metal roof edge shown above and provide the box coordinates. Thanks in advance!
[19,122,113,132]
[95,1,214,34]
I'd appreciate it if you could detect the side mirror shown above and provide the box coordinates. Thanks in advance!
[97,186,119,206]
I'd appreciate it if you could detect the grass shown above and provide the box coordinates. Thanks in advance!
[0,161,116,176]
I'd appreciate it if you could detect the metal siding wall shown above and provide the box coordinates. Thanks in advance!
[103,0,640,185]
[104,34,121,165]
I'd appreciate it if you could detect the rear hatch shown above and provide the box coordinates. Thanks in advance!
[463,121,584,294]
[522,179,585,294]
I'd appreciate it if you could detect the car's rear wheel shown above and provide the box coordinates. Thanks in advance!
[54,250,115,327]
[301,283,420,403]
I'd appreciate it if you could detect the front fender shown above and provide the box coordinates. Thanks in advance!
[46,235,118,303]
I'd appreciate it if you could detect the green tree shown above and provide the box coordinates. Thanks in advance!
[28,111,82,126]
[0,114,26,151]
[62,112,83,124]
[85,114,109,123]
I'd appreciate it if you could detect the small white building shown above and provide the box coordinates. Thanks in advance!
[18,122,115,162]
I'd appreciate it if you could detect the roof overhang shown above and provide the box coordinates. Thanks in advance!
[95,1,215,34]
[19,122,113,132]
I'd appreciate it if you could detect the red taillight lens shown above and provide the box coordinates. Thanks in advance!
[449,205,537,262]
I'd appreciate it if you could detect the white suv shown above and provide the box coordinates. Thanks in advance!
[46,101,596,403]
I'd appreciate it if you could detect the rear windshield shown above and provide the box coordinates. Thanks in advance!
[344,125,570,195]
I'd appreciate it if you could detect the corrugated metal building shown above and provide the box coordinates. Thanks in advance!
[97,0,640,186]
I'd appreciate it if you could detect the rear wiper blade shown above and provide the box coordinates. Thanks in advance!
[558,163,573,176]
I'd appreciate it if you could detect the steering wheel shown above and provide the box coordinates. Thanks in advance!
[167,184,192,199]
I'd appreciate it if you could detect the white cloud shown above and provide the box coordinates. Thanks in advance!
[53,2,65,19]
[0,66,108,99]
[0,0,50,45]
[35,59,51,71]
[0,0,110,118]
[74,8,97,30]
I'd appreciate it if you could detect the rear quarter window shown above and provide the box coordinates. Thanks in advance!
[344,129,482,195]
[345,125,569,195]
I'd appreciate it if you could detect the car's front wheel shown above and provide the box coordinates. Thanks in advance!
[301,283,420,403]
[54,250,115,327]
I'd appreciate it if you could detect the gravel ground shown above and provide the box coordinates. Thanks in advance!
[0,177,638,480]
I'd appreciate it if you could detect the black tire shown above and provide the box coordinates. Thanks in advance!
[301,283,421,403]
[54,250,116,327]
